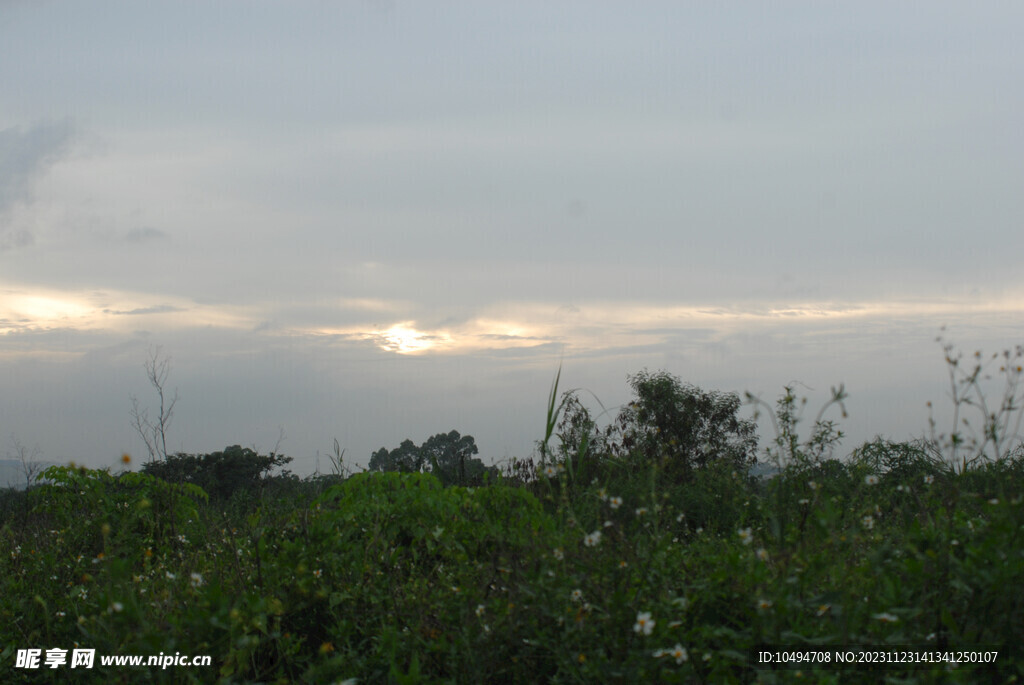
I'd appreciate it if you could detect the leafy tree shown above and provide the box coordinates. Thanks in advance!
[544,371,758,491]
[142,445,292,500]
[421,430,489,486]
[615,370,757,480]
[368,439,422,473]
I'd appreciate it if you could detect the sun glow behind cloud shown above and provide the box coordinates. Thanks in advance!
[6,281,1024,360]
[1,294,93,327]
[0,285,255,338]
[284,294,1024,361]
[374,323,450,354]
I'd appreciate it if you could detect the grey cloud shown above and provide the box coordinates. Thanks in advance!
[0,120,75,208]
[0,119,76,250]
[0,229,33,251]
[634,327,716,339]
[314,332,372,345]
[124,227,168,243]
[0,326,111,354]
[478,333,546,341]
[568,342,672,361]
[0,318,28,334]
[479,342,566,359]
[103,304,186,316]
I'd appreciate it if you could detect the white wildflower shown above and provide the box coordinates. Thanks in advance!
[633,611,655,636]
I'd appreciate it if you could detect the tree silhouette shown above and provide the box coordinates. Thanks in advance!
[368,439,423,473]
[142,445,292,500]
[367,431,493,486]
[421,430,482,486]
[616,370,757,481]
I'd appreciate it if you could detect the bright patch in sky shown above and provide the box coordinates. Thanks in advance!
[374,324,447,355]
[3,294,91,329]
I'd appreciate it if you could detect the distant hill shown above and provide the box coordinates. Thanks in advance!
[750,462,781,479]
[0,459,58,490]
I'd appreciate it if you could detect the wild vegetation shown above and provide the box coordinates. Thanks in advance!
[1,339,1022,683]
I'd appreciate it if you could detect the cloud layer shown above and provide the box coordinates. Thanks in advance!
[1,2,1022,472]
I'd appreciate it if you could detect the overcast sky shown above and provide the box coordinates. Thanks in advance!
[2,1,1022,477]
